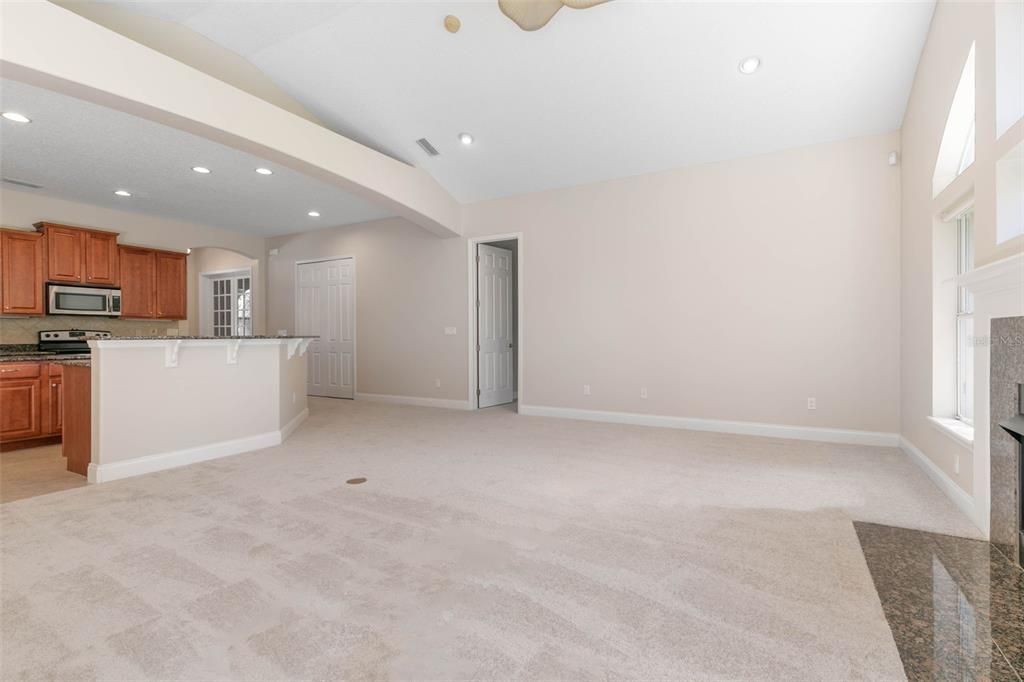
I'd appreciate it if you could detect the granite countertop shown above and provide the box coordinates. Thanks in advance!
[98,336,318,341]
[53,359,91,367]
[0,353,91,363]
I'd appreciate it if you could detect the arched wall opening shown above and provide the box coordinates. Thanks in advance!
[187,246,264,337]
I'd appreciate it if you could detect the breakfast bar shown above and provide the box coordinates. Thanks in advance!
[81,336,314,482]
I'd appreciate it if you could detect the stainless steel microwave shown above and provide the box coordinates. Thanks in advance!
[47,284,121,317]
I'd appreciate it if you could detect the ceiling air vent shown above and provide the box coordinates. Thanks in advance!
[416,138,440,157]
[2,177,44,190]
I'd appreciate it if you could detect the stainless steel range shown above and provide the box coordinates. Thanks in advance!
[38,329,111,354]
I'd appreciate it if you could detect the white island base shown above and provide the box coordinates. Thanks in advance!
[86,337,313,483]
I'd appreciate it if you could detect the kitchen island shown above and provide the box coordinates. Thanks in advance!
[82,336,314,483]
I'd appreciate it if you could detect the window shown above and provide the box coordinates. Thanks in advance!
[932,43,976,196]
[206,272,252,337]
[955,210,974,423]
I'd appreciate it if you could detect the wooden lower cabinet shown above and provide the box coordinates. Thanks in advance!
[0,362,68,451]
[45,374,63,436]
[0,366,43,441]
[62,364,91,476]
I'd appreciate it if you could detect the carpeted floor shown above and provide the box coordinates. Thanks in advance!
[1,398,981,680]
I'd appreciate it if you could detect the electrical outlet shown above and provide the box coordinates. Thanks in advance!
[583,384,591,396]
[277,329,288,336]
[640,387,648,399]
[435,378,441,388]
[807,397,817,410]
[444,327,457,336]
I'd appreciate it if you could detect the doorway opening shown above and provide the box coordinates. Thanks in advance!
[469,234,522,410]
[295,256,356,399]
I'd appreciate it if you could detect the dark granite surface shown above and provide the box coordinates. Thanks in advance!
[52,359,91,367]
[0,353,91,363]
[102,336,317,340]
[855,521,1024,681]
[991,316,1023,567]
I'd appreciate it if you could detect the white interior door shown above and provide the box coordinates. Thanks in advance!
[297,259,354,399]
[477,244,514,408]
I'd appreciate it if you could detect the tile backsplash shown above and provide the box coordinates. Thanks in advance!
[0,316,183,344]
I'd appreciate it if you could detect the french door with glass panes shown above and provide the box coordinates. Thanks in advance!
[207,272,252,337]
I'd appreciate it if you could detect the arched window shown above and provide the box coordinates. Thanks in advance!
[932,43,976,197]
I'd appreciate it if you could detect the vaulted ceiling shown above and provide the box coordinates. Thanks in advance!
[99,0,935,203]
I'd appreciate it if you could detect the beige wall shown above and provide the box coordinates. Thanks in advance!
[0,187,266,341]
[465,132,901,431]
[267,132,902,433]
[188,247,264,336]
[899,0,1024,493]
[267,218,468,400]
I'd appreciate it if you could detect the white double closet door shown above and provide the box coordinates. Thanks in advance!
[297,258,354,399]
[477,244,514,408]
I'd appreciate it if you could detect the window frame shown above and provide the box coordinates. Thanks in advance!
[955,210,974,424]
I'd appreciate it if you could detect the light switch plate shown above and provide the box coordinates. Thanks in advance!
[444,327,457,335]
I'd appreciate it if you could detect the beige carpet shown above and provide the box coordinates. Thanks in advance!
[1,398,980,680]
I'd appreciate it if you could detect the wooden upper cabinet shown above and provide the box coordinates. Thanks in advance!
[0,229,45,315]
[34,223,120,286]
[44,225,83,283]
[154,251,187,320]
[83,231,119,286]
[118,246,156,318]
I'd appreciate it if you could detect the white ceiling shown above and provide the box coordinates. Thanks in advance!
[103,0,935,203]
[0,79,394,236]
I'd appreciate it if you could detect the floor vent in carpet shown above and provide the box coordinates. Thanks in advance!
[346,477,367,485]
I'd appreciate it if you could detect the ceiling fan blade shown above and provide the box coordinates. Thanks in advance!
[560,0,612,8]
[498,0,563,31]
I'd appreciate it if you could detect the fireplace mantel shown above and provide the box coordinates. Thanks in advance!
[958,251,1023,548]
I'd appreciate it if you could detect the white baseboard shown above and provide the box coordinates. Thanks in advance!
[517,404,900,447]
[88,408,310,484]
[355,392,472,410]
[899,436,980,527]
[280,407,310,441]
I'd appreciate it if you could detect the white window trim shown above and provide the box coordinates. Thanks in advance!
[199,267,253,337]
[927,416,975,450]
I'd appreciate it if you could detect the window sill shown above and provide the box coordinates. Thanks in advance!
[927,416,975,450]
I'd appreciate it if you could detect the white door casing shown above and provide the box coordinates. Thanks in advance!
[477,244,514,408]
[297,258,354,399]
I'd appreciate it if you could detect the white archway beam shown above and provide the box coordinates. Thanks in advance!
[0,0,462,238]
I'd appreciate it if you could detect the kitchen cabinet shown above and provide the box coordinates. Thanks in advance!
[0,229,45,315]
[82,230,120,285]
[119,246,187,320]
[155,251,187,319]
[118,246,156,318]
[0,364,43,441]
[44,372,63,436]
[35,223,120,286]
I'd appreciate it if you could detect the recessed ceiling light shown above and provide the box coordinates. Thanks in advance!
[307,211,321,218]
[2,112,31,124]
[255,167,273,175]
[113,190,131,197]
[459,132,474,145]
[738,56,761,74]
[191,166,211,174]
